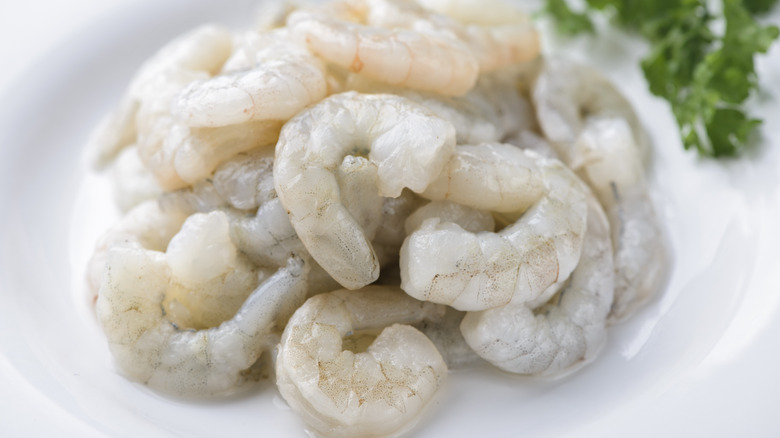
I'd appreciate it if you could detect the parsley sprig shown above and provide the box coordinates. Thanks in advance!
[544,0,779,157]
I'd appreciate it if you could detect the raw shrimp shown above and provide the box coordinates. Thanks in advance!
[161,211,264,330]
[370,190,427,268]
[210,147,277,211]
[413,305,483,369]
[87,25,233,170]
[171,29,328,128]
[166,119,283,186]
[86,198,194,302]
[576,118,667,321]
[531,57,649,162]
[346,70,534,145]
[273,91,456,289]
[132,25,235,189]
[460,195,614,375]
[532,58,667,320]
[286,0,479,95]
[97,242,308,396]
[400,144,588,311]
[229,198,307,267]
[109,146,163,212]
[231,154,383,269]
[414,0,541,72]
[421,143,544,213]
[275,286,447,438]
[404,200,495,236]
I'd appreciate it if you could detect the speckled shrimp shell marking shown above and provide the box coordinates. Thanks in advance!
[460,194,614,375]
[400,144,589,311]
[275,286,447,438]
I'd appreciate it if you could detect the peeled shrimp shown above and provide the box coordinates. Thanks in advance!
[532,57,649,162]
[273,91,456,289]
[576,118,667,320]
[460,195,614,375]
[275,286,447,438]
[109,146,163,212]
[164,119,283,187]
[86,25,232,169]
[132,26,235,189]
[287,0,479,95]
[346,70,534,145]
[161,211,264,330]
[400,144,588,311]
[171,29,328,128]
[415,0,541,72]
[86,198,193,302]
[210,147,277,211]
[97,245,308,397]
[532,58,667,320]
[371,190,427,268]
[87,25,231,167]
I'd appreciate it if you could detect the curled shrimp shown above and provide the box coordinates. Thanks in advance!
[131,26,235,189]
[532,58,667,320]
[273,91,456,289]
[275,286,447,438]
[400,144,588,311]
[96,240,309,397]
[171,29,328,128]
[414,0,541,72]
[287,0,479,95]
[531,57,649,163]
[85,25,233,168]
[460,195,614,375]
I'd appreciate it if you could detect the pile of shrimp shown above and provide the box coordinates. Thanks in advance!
[86,0,668,436]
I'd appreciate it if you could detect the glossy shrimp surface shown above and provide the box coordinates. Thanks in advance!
[96,210,309,396]
[276,286,447,438]
[460,195,614,375]
[400,144,588,311]
[287,0,480,95]
[273,91,456,290]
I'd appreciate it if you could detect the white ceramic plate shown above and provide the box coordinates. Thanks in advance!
[2,1,780,436]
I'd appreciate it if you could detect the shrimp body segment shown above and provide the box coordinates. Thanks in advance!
[172,30,329,128]
[86,25,233,169]
[86,198,193,302]
[532,57,648,161]
[460,195,614,375]
[287,0,479,95]
[416,0,541,72]
[400,145,588,311]
[276,286,447,438]
[97,248,308,397]
[273,91,456,290]
[532,58,667,320]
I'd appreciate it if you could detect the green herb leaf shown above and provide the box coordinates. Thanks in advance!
[743,0,777,14]
[545,0,595,35]
[542,0,780,157]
